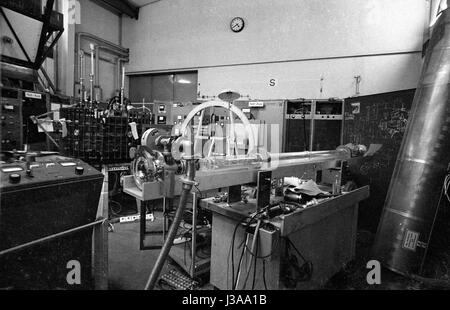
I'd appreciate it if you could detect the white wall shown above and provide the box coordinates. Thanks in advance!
[122,0,431,99]
[77,0,121,45]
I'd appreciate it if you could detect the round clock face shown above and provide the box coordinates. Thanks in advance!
[230,17,245,32]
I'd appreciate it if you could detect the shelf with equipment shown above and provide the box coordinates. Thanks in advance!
[284,98,344,152]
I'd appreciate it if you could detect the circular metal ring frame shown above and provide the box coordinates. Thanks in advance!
[178,100,256,156]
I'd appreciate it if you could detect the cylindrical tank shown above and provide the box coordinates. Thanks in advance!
[372,9,450,275]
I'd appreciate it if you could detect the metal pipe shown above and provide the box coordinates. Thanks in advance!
[144,158,196,290]
[92,46,129,101]
[373,8,450,276]
[191,192,198,277]
[117,57,128,92]
[76,32,128,57]
[89,47,127,96]
[95,45,100,89]
[198,149,351,171]
[120,63,124,108]
[79,50,85,102]
[89,43,95,104]
[0,219,106,257]
[75,32,129,95]
[116,58,120,94]
[269,150,350,162]
[80,51,117,65]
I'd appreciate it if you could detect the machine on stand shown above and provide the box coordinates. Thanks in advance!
[123,97,369,289]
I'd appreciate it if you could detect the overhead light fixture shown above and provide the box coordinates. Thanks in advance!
[177,79,191,84]
[218,89,241,102]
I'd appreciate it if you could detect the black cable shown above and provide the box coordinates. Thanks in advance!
[241,252,253,289]
[251,233,259,290]
[194,184,204,198]
[199,246,211,256]
[262,260,268,290]
[230,220,241,289]
[233,237,247,289]
[282,201,304,209]
[286,237,307,262]
[230,211,257,289]
[196,246,210,260]
[241,224,261,289]
[284,237,313,282]
[227,237,231,289]
[229,207,268,289]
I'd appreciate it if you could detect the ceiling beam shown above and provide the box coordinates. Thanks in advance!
[91,0,139,19]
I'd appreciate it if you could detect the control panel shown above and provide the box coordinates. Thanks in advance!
[154,102,171,125]
[1,88,22,150]
[286,100,313,119]
[22,90,48,146]
[0,87,49,152]
[171,102,190,125]
[314,99,344,120]
[0,155,102,190]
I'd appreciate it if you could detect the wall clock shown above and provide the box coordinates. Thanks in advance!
[230,17,245,33]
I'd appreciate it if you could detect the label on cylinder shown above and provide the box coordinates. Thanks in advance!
[402,229,420,251]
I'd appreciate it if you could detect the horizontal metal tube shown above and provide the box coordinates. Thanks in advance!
[269,150,350,161]
[76,32,128,55]
[197,149,349,172]
[0,218,106,257]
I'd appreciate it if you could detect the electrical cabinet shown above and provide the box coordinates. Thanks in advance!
[0,87,48,152]
[284,99,344,152]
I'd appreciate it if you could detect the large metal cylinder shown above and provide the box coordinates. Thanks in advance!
[373,9,450,275]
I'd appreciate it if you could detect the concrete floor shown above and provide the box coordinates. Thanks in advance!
[108,217,172,290]
[108,217,450,290]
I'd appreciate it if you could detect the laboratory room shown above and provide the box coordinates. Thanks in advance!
[0,0,449,296]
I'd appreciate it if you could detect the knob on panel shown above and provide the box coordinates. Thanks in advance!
[75,166,84,175]
[9,173,21,183]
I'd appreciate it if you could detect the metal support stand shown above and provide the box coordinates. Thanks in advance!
[162,197,168,241]
[138,198,168,250]
[190,192,198,277]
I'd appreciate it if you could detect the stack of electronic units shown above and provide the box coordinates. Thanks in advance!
[59,106,152,166]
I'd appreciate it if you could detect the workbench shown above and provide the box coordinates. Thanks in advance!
[201,185,369,290]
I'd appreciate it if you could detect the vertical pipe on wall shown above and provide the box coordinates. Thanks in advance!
[373,8,450,276]
[95,45,101,101]
[79,50,85,102]
[117,57,128,97]
[89,43,95,104]
[116,58,120,94]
